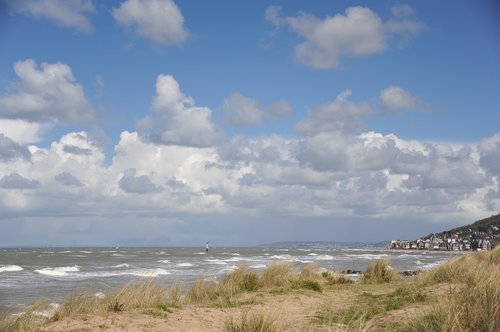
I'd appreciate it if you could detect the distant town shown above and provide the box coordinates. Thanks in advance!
[390,214,500,251]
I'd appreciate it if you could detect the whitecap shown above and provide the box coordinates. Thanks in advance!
[0,265,24,272]
[112,263,130,268]
[219,265,238,273]
[225,257,242,262]
[176,263,194,267]
[232,253,240,256]
[250,264,267,269]
[127,268,170,277]
[158,259,170,264]
[205,259,227,265]
[35,266,79,277]
[270,254,292,260]
[315,254,334,261]
[79,251,93,254]
[345,254,389,260]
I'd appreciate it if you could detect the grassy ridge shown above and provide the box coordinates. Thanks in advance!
[1,248,499,331]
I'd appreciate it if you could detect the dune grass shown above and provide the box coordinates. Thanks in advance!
[224,310,277,332]
[185,263,322,306]
[406,246,500,332]
[361,259,401,284]
[313,286,427,330]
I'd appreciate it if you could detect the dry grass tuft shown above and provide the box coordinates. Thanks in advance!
[224,310,277,332]
[362,259,400,284]
[260,262,293,288]
[106,279,170,311]
[299,263,321,281]
[219,267,260,295]
[185,278,215,304]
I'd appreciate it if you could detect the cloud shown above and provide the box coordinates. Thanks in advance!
[138,74,223,147]
[7,0,95,32]
[380,86,430,111]
[479,133,500,176]
[0,59,94,124]
[0,119,50,144]
[113,0,188,45]
[0,173,40,189]
[55,172,83,187]
[295,89,372,135]
[0,134,31,161]
[222,93,292,126]
[119,168,162,194]
[0,127,497,243]
[266,5,424,69]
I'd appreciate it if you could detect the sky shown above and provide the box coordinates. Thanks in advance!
[0,0,499,247]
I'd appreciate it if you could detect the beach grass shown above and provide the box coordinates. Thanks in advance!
[224,310,277,332]
[406,246,500,332]
[361,258,401,284]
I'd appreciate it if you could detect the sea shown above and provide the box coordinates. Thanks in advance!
[0,246,461,311]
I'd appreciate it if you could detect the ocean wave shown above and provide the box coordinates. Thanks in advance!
[205,259,227,265]
[176,263,194,267]
[127,268,170,277]
[307,253,318,256]
[270,254,292,260]
[112,264,130,268]
[0,265,24,272]
[345,254,389,259]
[35,265,79,277]
[419,260,447,269]
[158,259,170,264]
[250,264,267,269]
[314,255,335,261]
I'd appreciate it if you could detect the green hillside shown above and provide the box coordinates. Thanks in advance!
[421,213,500,247]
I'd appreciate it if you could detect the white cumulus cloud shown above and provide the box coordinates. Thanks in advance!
[7,0,96,32]
[222,93,292,127]
[0,59,94,124]
[266,5,424,69]
[380,86,429,111]
[113,0,188,45]
[138,74,223,147]
[295,89,372,135]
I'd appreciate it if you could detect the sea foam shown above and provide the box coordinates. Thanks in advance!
[127,268,170,277]
[176,263,194,267]
[0,265,23,272]
[35,266,80,277]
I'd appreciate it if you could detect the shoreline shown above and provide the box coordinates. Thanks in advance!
[2,247,498,331]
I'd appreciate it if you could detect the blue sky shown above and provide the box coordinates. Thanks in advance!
[0,0,499,246]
